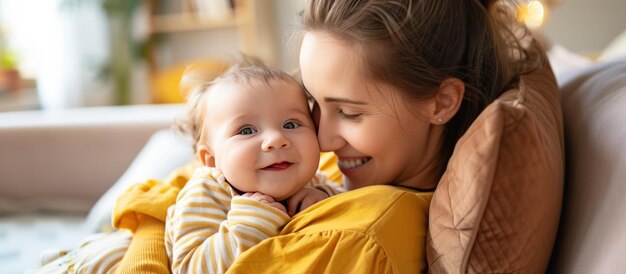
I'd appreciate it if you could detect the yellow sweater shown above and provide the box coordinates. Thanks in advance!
[229,185,432,273]
[112,152,431,273]
[166,167,344,273]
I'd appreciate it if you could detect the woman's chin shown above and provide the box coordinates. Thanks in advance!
[342,175,372,191]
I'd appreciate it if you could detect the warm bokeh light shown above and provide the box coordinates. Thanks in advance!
[518,0,546,29]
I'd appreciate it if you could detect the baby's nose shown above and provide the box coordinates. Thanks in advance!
[261,131,290,151]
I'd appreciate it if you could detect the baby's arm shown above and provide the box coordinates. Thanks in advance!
[240,192,287,212]
[166,173,290,274]
[309,172,345,196]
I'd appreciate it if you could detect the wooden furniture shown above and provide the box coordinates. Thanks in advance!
[144,0,277,103]
[146,0,277,72]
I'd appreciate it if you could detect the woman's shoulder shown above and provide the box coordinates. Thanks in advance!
[285,185,431,234]
[229,185,431,273]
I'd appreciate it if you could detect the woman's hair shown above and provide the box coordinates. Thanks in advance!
[175,57,300,152]
[302,0,543,173]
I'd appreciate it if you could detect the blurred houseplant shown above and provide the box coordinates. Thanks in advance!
[0,29,20,92]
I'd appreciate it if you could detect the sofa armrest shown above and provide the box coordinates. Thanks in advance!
[0,104,184,212]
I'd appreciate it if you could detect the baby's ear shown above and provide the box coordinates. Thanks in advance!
[197,145,216,167]
[431,78,465,124]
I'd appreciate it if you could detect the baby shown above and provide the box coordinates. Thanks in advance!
[165,59,343,273]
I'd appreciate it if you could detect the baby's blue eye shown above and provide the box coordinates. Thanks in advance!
[283,121,300,129]
[238,127,257,135]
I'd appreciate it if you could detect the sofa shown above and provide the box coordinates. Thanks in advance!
[0,54,624,273]
[547,58,626,273]
[0,104,192,273]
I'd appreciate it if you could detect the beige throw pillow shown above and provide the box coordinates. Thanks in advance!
[427,60,564,273]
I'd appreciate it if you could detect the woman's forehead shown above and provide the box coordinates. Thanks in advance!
[300,33,365,81]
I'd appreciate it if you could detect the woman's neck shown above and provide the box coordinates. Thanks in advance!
[395,125,444,191]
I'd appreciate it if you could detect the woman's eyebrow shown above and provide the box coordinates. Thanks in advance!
[301,83,367,105]
[324,97,367,105]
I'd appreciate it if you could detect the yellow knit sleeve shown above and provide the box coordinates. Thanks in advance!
[115,214,170,274]
[112,161,199,274]
[112,160,199,232]
[113,179,179,232]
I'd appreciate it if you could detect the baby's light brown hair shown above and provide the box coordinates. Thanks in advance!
[175,57,302,152]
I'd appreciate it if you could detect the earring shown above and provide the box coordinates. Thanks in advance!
[436,118,444,124]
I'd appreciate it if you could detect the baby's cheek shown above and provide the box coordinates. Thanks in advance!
[221,162,254,192]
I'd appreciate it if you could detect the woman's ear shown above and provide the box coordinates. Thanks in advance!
[197,145,216,167]
[431,78,465,124]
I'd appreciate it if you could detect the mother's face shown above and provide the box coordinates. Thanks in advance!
[300,32,441,190]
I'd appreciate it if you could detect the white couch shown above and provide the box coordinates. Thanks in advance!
[547,58,626,273]
[1,57,625,273]
[0,104,193,273]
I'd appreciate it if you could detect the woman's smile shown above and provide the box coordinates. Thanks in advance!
[337,156,372,177]
[337,157,371,169]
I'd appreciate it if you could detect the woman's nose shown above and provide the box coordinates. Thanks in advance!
[261,130,290,151]
[316,114,344,152]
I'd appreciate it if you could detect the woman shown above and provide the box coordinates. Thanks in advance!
[85,0,544,273]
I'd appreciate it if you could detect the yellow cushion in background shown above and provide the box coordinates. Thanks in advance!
[151,60,229,104]
[427,56,564,272]
[318,152,342,185]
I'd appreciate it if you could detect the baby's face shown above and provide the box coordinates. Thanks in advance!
[201,79,320,201]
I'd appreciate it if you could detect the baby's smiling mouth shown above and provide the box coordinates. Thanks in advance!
[261,161,293,171]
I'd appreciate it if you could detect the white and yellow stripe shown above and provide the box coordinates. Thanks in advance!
[165,167,294,274]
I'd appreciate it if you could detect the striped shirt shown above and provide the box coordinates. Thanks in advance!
[165,166,343,274]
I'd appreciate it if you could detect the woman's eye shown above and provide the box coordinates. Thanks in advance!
[283,121,300,129]
[238,127,257,135]
[338,109,362,120]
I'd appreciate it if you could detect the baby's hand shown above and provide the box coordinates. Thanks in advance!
[241,192,287,215]
[286,186,330,216]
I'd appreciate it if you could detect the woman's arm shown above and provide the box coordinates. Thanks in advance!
[229,185,432,273]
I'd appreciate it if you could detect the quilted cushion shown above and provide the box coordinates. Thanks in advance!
[427,59,564,273]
